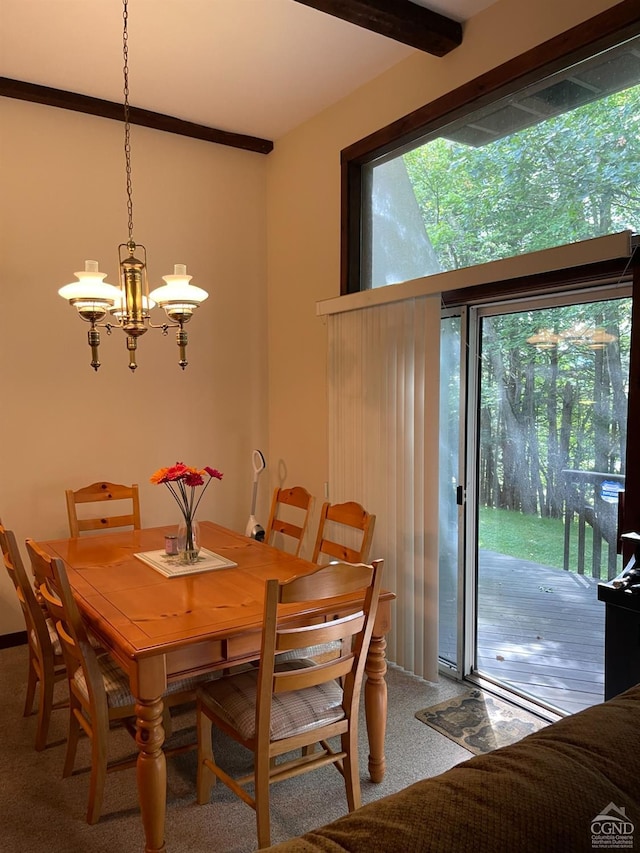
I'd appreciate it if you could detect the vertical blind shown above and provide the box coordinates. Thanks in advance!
[327,295,441,681]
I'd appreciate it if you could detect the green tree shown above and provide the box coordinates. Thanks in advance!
[478,301,630,524]
[404,87,640,272]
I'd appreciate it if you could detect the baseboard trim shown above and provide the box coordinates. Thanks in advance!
[0,631,27,649]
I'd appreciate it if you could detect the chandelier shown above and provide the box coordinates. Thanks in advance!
[58,0,208,372]
[527,324,617,352]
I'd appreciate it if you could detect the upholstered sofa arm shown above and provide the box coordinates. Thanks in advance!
[266,685,640,853]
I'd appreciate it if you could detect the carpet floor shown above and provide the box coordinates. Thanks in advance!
[0,644,471,853]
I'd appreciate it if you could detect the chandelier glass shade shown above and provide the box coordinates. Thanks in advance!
[57,0,208,372]
[527,324,618,351]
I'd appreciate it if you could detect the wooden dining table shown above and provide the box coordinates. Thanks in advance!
[38,521,393,853]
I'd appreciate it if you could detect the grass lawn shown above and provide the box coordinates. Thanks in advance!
[478,505,608,575]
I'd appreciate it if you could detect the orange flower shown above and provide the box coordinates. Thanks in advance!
[150,462,224,524]
[150,466,171,484]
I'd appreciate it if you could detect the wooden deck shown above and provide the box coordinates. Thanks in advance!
[476,550,605,715]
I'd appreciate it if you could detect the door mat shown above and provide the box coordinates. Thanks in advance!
[415,688,549,755]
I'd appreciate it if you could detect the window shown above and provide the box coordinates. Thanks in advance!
[343,6,640,295]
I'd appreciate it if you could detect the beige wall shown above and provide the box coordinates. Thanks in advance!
[0,99,268,633]
[0,0,623,633]
[265,0,622,555]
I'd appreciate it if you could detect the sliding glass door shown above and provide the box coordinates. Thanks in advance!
[440,285,632,714]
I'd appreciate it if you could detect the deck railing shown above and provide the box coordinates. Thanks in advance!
[562,469,625,580]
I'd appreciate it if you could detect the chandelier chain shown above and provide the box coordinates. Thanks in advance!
[123,0,134,242]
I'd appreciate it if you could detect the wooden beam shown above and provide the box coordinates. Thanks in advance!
[293,0,462,56]
[0,77,274,155]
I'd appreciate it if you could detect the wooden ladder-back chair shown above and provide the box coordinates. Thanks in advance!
[65,481,141,537]
[0,521,67,750]
[312,500,376,565]
[25,538,212,825]
[196,558,384,849]
[264,486,314,556]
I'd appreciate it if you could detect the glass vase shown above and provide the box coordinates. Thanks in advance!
[177,518,201,564]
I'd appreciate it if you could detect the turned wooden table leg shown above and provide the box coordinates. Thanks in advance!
[364,633,388,783]
[136,697,167,853]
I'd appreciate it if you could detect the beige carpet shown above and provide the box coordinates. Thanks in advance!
[0,643,472,853]
[415,688,549,755]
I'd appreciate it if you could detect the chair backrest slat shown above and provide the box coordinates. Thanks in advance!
[65,481,141,537]
[272,657,355,694]
[276,611,366,652]
[279,560,374,602]
[311,501,375,565]
[265,486,314,557]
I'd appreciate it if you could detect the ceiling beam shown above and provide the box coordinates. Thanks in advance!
[293,0,462,56]
[0,77,274,155]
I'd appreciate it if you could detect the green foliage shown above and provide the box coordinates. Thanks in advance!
[476,299,630,521]
[403,86,640,271]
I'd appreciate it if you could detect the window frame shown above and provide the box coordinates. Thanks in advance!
[340,0,640,296]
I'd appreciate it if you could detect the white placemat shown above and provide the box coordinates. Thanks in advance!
[135,548,237,577]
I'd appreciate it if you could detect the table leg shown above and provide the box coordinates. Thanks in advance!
[364,632,388,782]
[136,697,167,853]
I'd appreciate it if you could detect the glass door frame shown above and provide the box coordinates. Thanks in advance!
[463,283,632,703]
[440,276,637,700]
[439,305,469,681]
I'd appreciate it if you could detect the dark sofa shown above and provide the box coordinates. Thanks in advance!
[266,685,640,853]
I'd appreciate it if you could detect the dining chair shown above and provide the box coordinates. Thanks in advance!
[65,481,141,537]
[195,558,384,849]
[25,538,212,825]
[0,521,67,751]
[280,502,376,665]
[264,486,314,557]
[312,500,376,565]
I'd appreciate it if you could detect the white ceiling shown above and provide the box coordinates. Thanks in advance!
[0,0,497,141]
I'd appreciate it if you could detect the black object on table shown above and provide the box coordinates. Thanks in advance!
[598,532,640,700]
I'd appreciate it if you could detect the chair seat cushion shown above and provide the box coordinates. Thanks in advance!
[72,654,212,709]
[275,640,341,664]
[40,616,102,656]
[72,654,135,708]
[198,659,345,742]
[43,619,63,656]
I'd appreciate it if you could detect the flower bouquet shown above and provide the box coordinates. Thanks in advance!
[151,462,223,563]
